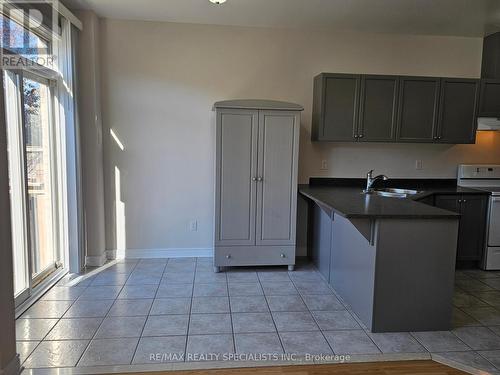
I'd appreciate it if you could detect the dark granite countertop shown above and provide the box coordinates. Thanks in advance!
[299,178,489,219]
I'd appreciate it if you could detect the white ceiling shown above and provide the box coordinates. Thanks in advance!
[63,0,500,37]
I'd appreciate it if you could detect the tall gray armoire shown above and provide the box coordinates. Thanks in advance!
[213,100,303,272]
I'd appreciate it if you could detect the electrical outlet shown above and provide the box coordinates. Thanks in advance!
[320,160,328,170]
[189,220,198,232]
[415,160,423,170]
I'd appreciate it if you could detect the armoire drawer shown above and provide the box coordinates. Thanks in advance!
[214,246,295,267]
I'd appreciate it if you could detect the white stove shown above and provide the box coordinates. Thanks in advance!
[458,165,500,270]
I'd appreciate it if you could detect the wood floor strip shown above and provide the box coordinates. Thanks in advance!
[115,360,468,375]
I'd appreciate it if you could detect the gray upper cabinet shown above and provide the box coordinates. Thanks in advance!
[478,79,500,117]
[481,32,500,79]
[479,33,500,117]
[358,75,399,142]
[312,73,360,141]
[214,100,302,270]
[396,77,440,142]
[312,73,479,144]
[437,79,479,144]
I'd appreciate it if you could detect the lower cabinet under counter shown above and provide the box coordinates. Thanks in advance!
[309,203,459,333]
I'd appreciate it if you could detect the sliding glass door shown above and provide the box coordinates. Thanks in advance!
[5,70,62,306]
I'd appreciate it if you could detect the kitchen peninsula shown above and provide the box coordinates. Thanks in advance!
[299,178,476,333]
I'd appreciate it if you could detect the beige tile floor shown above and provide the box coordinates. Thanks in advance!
[15,258,500,373]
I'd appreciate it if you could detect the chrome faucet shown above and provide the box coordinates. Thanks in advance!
[364,170,388,193]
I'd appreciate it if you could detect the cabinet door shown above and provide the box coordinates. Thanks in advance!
[434,195,460,213]
[215,110,258,246]
[458,196,487,262]
[417,195,435,206]
[481,33,500,79]
[437,79,479,144]
[397,77,440,142]
[256,111,299,246]
[478,79,500,117]
[358,75,398,142]
[320,74,360,141]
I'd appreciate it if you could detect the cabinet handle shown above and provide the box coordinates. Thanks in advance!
[280,253,286,258]
[359,134,364,138]
[458,200,462,203]
[226,255,231,259]
[252,177,257,182]
[463,199,467,203]
[257,177,263,182]
[354,135,358,139]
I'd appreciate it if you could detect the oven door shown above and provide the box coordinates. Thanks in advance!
[488,196,500,247]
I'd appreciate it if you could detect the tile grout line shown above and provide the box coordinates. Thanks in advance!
[128,258,168,365]
[257,270,287,355]
[454,271,500,326]
[287,268,339,355]
[294,263,388,355]
[20,267,99,368]
[72,259,139,368]
[182,257,197,362]
[475,349,500,371]
[220,268,235,354]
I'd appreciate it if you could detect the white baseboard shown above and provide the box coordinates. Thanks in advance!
[0,354,20,375]
[85,253,107,267]
[106,248,214,260]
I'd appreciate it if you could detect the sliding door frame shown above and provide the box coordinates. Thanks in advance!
[2,9,83,316]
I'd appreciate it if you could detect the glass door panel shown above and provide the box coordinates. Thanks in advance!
[4,70,61,305]
[4,71,29,301]
[22,75,57,280]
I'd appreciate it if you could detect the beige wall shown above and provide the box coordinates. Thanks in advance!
[99,18,500,254]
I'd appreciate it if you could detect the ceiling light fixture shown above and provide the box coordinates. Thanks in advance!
[209,0,227,4]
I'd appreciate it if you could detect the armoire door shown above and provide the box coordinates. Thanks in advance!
[215,109,258,246]
[256,111,299,246]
